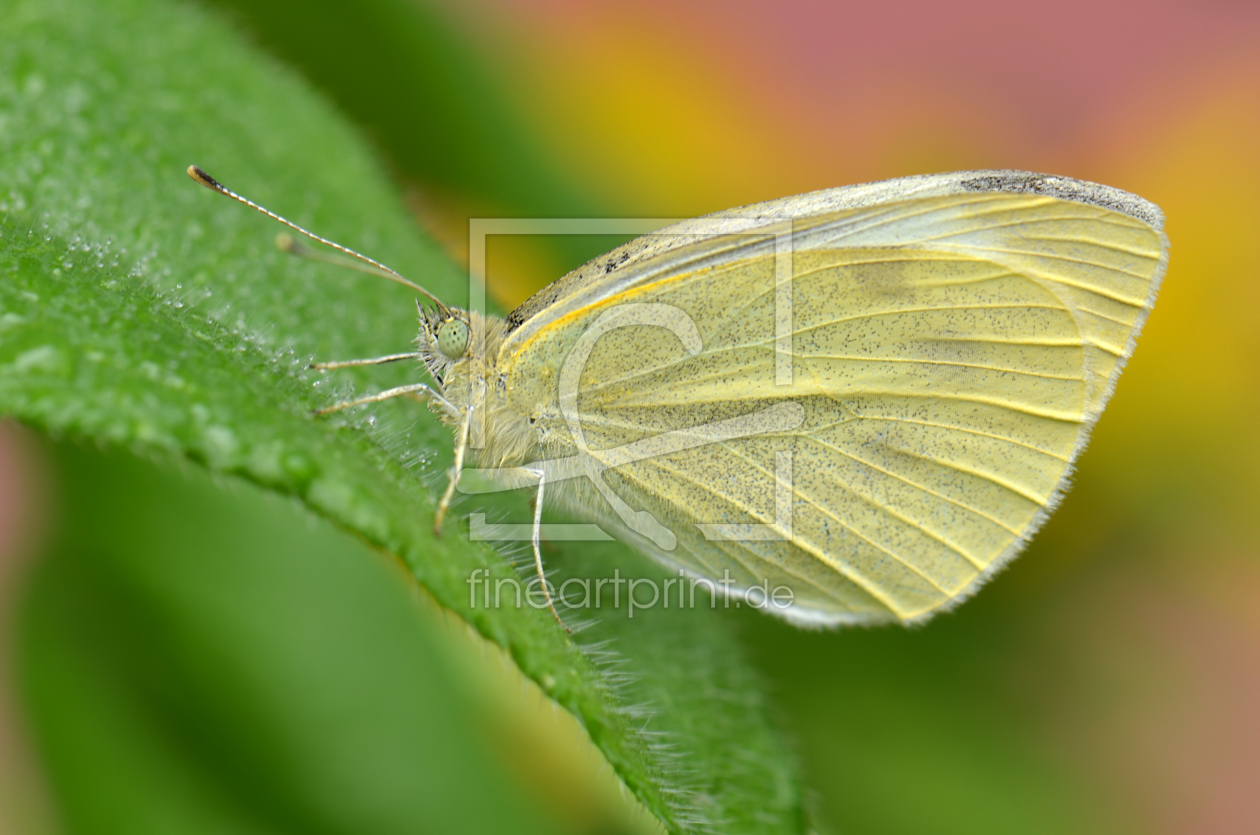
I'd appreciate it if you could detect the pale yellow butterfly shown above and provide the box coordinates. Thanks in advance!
[189,167,1167,630]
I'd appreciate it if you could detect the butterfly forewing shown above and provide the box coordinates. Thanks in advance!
[500,184,1166,625]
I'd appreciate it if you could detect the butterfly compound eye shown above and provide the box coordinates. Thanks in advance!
[437,319,470,359]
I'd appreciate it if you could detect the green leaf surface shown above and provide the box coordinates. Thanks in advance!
[200,0,594,215]
[19,440,558,835]
[201,0,625,280]
[0,0,805,832]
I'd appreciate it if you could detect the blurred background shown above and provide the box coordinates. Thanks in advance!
[3,0,1260,832]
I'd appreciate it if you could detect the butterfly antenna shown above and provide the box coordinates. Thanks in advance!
[187,165,451,317]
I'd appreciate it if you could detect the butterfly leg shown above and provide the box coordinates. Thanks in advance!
[313,383,457,417]
[309,352,421,370]
[433,404,472,536]
[524,467,569,633]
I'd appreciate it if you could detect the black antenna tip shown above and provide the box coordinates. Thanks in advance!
[187,165,221,190]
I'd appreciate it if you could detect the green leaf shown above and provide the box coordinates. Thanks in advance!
[0,0,805,832]
[200,0,595,215]
[19,439,558,835]
[200,0,626,277]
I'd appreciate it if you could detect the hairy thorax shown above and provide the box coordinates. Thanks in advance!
[432,311,539,471]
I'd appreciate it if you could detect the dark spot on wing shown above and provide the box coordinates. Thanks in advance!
[960,172,1163,228]
[506,241,649,331]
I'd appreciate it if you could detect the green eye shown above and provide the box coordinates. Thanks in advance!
[436,319,469,359]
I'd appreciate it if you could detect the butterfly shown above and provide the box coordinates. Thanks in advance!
[189,166,1167,630]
